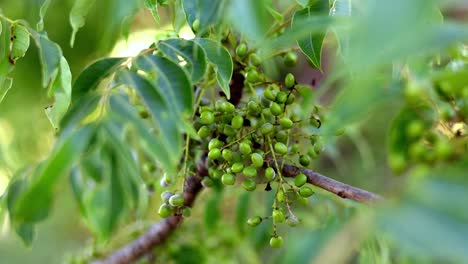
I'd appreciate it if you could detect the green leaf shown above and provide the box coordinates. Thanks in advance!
[193,38,233,99]
[135,54,193,116]
[0,19,14,103]
[37,0,52,31]
[293,2,329,69]
[0,76,13,103]
[69,0,97,47]
[229,0,269,44]
[182,0,225,35]
[72,57,126,99]
[108,95,178,177]
[9,23,30,63]
[32,32,62,88]
[45,56,72,130]
[157,38,207,83]
[144,0,160,23]
[13,125,95,223]
[60,93,100,132]
[116,70,182,159]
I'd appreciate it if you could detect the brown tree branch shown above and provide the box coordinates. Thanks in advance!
[267,160,383,204]
[94,159,382,263]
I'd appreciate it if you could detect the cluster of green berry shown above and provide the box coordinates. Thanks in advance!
[158,191,192,218]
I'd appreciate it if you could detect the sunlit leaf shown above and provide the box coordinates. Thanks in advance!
[9,23,30,63]
[0,76,13,103]
[45,56,72,130]
[37,0,52,31]
[31,32,62,88]
[193,38,233,98]
[69,0,97,47]
[157,38,207,83]
[135,54,193,115]
[145,0,160,23]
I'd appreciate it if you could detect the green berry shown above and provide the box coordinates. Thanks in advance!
[201,177,214,188]
[158,204,173,218]
[389,154,407,173]
[313,141,323,154]
[161,191,173,202]
[270,236,284,248]
[286,93,295,104]
[231,116,244,129]
[299,155,311,166]
[260,122,274,135]
[277,189,285,203]
[249,53,262,66]
[284,51,298,67]
[222,149,233,161]
[208,138,222,150]
[169,194,184,207]
[276,130,288,143]
[434,139,453,160]
[310,118,321,128]
[242,179,257,191]
[279,117,293,129]
[270,102,283,116]
[231,162,244,173]
[208,148,221,160]
[223,125,236,136]
[248,101,261,114]
[272,210,285,223]
[299,186,314,197]
[224,102,236,113]
[236,43,247,57]
[265,167,276,181]
[406,120,425,139]
[274,142,288,155]
[276,91,288,104]
[290,144,299,153]
[200,111,215,124]
[264,88,277,101]
[182,207,192,217]
[221,173,236,185]
[197,126,211,138]
[285,73,295,88]
[239,142,252,154]
[246,69,260,83]
[247,216,262,227]
[294,173,307,187]
[192,19,200,32]
[243,166,257,178]
[251,153,264,168]
[209,169,222,180]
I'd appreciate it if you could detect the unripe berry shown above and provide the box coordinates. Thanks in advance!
[286,93,295,104]
[221,173,235,185]
[294,173,307,187]
[248,53,262,66]
[231,162,244,173]
[274,142,288,155]
[158,204,173,218]
[161,191,173,202]
[182,207,192,217]
[197,126,211,138]
[290,144,299,153]
[209,169,222,180]
[299,186,314,197]
[277,189,285,203]
[260,122,274,135]
[284,51,298,67]
[208,148,221,160]
[224,102,236,113]
[247,216,262,227]
[246,69,260,83]
[264,88,277,101]
[276,91,288,104]
[236,43,247,57]
[265,167,276,181]
[406,120,425,139]
[208,138,222,150]
[270,236,284,248]
[231,116,244,129]
[222,149,233,161]
[192,19,200,32]
[276,130,288,143]
[169,194,184,207]
[279,117,293,129]
[239,142,252,154]
[299,155,311,166]
[285,73,295,88]
[243,166,257,178]
[201,177,214,188]
[270,102,283,116]
[242,179,257,191]
[251,153,264,168]
[200,111,215,124]
[248,101,261,115]
[272,210,285,223]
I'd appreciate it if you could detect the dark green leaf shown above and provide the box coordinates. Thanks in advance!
[193,38,233,99]
[31,32,62,88]
[45,56,72,130]
[60,93,100,132]
[293,2,329,69]
[13,125,95,223]
[135,54,193,116]
[72,57,126,99]
[157,38,207,83]
[69,0,97,47]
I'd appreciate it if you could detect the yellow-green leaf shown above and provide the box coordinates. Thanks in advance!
[69,0,97,47]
